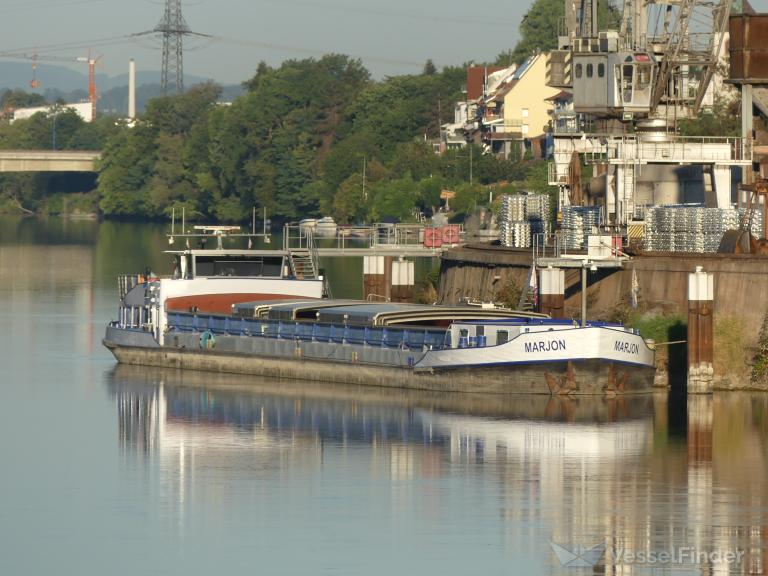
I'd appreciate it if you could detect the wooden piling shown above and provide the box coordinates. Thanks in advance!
[687,266,714,394]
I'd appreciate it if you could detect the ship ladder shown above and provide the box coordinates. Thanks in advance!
[517,264,538,312]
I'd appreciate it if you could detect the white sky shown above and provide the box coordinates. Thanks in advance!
[2,0,768,84]
[0,0,522,83]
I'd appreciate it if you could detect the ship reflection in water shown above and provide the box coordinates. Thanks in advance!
[106,366,768,575]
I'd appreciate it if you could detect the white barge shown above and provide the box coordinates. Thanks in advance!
[103,224,655,395]
[105,296,656,395]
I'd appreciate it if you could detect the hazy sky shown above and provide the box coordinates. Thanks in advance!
[3,0,768,85]
[0,0,524,84]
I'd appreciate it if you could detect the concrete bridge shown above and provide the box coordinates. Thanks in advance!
[0,150,100,172]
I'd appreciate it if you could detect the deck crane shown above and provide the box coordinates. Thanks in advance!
[0,51,103,121]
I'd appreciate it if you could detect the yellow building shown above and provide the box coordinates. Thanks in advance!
[483,53,561,157]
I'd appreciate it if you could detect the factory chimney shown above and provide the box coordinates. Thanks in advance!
[128,59,136,120]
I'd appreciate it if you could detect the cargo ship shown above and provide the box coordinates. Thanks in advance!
[104,241,656,394]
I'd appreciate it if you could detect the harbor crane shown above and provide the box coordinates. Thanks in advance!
[552,0,733,124]
[547,0,746,228]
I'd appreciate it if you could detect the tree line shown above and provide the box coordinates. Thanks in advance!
[2,0,625,222]
[0,54,552,223]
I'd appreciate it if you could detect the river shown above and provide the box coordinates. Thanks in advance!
[0,216,766,575]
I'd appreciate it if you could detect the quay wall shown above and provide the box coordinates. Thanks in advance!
[438,244,768,390]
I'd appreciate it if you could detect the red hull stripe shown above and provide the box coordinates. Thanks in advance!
[166,293,316,314]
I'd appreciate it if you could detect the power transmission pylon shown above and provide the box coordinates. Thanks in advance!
[155,0,189,95]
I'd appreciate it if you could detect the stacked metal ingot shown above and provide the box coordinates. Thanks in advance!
[644,206,764,253]
[498,194,551,248]
[561,206,600,249]
[499,221,532,247]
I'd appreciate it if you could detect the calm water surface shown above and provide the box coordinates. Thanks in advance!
[0,216,766,575]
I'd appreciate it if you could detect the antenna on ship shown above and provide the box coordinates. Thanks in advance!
[169,206,175,244]
[249,206,256,249]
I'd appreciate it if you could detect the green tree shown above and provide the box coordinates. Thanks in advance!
[451,182,486,217]
[332,173,367,224]
[368,174,420,222]
[0,89,46,110]
[98,123,157,217]
[678,95,741,137]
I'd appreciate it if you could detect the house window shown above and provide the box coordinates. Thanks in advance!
[598,63,605,78]
[575,63,583,79]
[522,108,529,118]
[586,63,594,78]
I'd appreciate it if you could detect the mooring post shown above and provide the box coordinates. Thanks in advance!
[363,256,386,301]
[687,266,714,394]
[539,266,565,318]
[580,264,588,327]
[390,258,415,303]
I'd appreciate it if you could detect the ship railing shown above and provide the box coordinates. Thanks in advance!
[117,274,144,300]
[166,312,448,351]
[532,232,565,261]
[306,229,333,298]
[285,222,454,252]
[283,224,312,251]
[607,135,752,164]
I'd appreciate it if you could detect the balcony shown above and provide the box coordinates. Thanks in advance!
[483,116,523,137]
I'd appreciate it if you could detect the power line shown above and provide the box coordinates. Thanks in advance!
[254,0,519,28]
[212,36,425,69]
[0,34,137,57]
[2,0,113,12]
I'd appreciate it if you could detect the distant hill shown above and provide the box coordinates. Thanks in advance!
[0,62,243,115]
